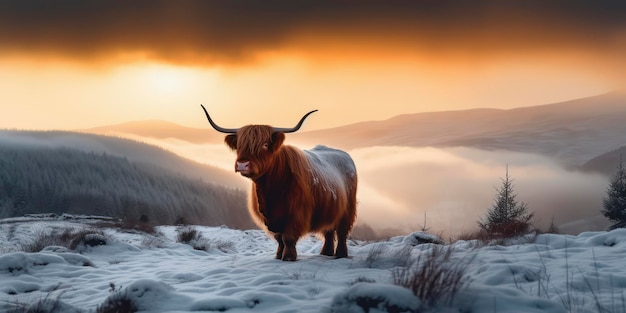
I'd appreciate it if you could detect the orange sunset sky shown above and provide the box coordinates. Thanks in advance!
[1,0,625,131]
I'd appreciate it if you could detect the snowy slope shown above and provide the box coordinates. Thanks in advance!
[1,217,625,313]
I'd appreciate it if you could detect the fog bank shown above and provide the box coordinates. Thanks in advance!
[351,146,608,237]
[147,138,610,237]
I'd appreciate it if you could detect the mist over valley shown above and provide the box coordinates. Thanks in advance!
[77,93,626,237]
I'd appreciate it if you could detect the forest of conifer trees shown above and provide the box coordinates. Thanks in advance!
[0,145,254,229]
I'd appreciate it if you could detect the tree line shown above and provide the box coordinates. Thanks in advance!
[0,146,255,229]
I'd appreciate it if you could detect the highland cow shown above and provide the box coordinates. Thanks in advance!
[201,105,357,261]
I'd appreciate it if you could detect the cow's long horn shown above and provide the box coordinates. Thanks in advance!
[200,104,239,134]
[273,110,318,133]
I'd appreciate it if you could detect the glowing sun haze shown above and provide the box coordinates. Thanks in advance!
[1,0,625,130]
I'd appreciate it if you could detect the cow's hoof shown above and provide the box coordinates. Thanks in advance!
[282,253,298,261]
[335,252,348,259]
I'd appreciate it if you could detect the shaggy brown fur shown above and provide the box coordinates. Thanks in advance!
[224,125,357,261]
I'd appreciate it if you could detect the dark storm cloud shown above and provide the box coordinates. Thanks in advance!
[1,0,625,64]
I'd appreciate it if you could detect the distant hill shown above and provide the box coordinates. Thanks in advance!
[291,92,626,166]
[84,120,223,144]
[86,93,626,167]
[0,130,245,189]
[581,146,626,175]
[0,130,253,228]
[559,214,611,234]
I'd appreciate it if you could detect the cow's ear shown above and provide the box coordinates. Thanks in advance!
[225,135,238,151]
[270,132,285,151]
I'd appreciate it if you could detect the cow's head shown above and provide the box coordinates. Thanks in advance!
[201,105,317,179]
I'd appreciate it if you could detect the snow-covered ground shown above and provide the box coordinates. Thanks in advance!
[1,216,625,313]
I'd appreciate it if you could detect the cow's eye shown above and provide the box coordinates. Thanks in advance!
[262,143,269,150]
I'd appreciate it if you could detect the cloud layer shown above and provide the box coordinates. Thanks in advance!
[135,138,610,237]
[2,1,626,67]
[350,146,608,237]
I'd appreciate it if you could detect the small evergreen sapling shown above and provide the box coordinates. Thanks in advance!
[602,154,626,230]
[478,166,534,237]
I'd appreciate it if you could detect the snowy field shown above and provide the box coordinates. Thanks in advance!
[1,215,625,313]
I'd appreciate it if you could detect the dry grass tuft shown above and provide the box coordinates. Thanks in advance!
[6,291,83,313]
[176,226,201,244]
[392,245,471,308]
[22,228,107,253]
[175,226,235,253]
[96,283,138,313]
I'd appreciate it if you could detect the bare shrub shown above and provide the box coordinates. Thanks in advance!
[176,227,201,244]
[22,228,107,253]
[174,227,236,252]
[6,292,83,313]
[545,215,560,234]
[175,226,209,251]
[392,245,471,308]
[96,283,137,313]
[23,299,78,313]
[96,295,138,313]
[21,229,70,253]
[140,236,168,249]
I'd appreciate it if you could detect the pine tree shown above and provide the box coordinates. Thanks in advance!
[602,154,626,230]
[478,165,534,237]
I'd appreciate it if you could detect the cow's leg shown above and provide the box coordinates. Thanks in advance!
[320,230,335,256]
[274,233,285,260]
[281,234,298,261]
[336,185,357,258]
[335,218,350,258]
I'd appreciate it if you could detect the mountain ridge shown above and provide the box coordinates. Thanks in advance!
[81,92,626,167]
[292,92,626,165]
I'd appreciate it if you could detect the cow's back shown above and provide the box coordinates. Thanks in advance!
[306,145,356,185]
[304,145,357,232]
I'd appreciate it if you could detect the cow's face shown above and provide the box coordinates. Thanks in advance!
[224,125,285,179]
[201,105,315,179]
